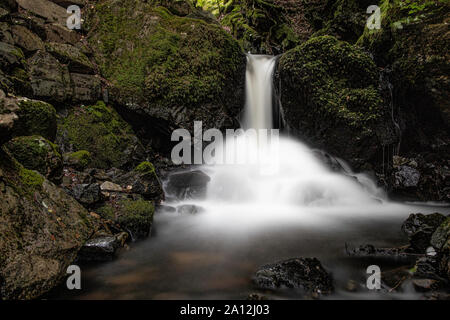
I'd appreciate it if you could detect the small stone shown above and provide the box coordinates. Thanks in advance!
[100,181,123,192]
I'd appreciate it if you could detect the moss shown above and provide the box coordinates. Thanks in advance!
[117,199,155,226]
[15,100,57,141]
[5,136,62,180]
[18,166,44,190]
[61,101,142,169]
[134,161,155,174]
[65,150,91,169]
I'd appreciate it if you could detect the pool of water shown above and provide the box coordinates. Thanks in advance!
[53,202,449,300]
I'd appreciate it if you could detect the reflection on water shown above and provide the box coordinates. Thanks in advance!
[54,202,449,300]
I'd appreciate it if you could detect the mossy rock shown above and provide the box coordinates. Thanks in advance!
[97,199,155,240]
[59,101,145,170]
[0,151,92,299]
[45,42,94,74]
[134,161,155,175]
[63,150,92,170]
[357,0,450,153]
[86,0,246,138]
[4,135,62,182]
[276,36,398,170]
[14,99,57,141]
[431,217,450,252]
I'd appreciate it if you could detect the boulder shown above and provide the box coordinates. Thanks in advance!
[276,36,398,171]
[165,170,211,200]
[71,183,101,205]
[86,0,245,143]
[0,152,92,299]
[77,236,122,262]
[57,101,145,170]
[431,217,450,252]
[100,181,123,193]
[4,135,62,182]
[401,213,447,253]
[253,258,333,296]
[63,150,91,170]
[97,199,155,241]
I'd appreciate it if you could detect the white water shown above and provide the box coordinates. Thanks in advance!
[176,54,386,219]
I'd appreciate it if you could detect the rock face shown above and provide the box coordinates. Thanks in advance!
[401,213,447,253]
[253,258,333,296]
[86,0,246,142]
[0,152,92,299]
[276,36,398,170]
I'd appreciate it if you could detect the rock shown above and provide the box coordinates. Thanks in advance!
[10,25,44,53]
[276,36,397,171]
[4,135,63,182]
[48,0,85,7]
[252,258,333,296]
[87,0,245,143]
[45,42,95,74]
[394,166,421,188]
[412,279,439,292]
[70,73,102,103]
[14,98,57,141]
[71,183,101,205]
[44,23,79,45]
[27,50,72,102]
[176,204,204,215]
[0,152,92,299]
[77,236,121,262]
[97,199,155,241]
[57,101,145,169]
[15,0,68,25]
[166,170,211,200]
[0,90,19,145]
[113,161,164,203]
[401,213,447,253]
[63,150,91,170]
[0,41,24,69]
[431,217,450,252]
[100,181,123,192]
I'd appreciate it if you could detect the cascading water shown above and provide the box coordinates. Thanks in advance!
[182,54,385,216]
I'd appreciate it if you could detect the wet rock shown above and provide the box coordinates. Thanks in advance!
[100,181,123,193]
[71,183,101,205]
[402,213,447,253]
[177,204,204,215]
[346,244,410,258]
[253,258,333,296]
[431,217,450,252]
[166,170,211,200]
[394,165,421,188]
[77,236,122,262]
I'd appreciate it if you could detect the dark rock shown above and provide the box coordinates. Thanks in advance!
[431,217,450,252]
[70,73,102,103]
[0,90,19,145]
[10,25,44,54]
[27,50,71,102]
[15,0,67,25]
[176,204,204,215]
[166,170,211,200]
[71,183,101,205]
[253,258,333,296]
[0,41,23,69]
[46,42,95,74]
[276,36,398,171]
[44,23,79,45]
[402,213,447,253]
[412,279,439,292]
[394,166,421,188]
[0,152,92,299]
[77,236,121,262]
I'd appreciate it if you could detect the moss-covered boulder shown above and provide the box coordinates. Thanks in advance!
[97,198,155,240]
[357,0,450,154]
[13,98,57,141]
[58,101,145,170]
[63,150,92,170]
[0,151,92,299]
[4,135,62,182]
[276,36,398,170]
[86,0,246,141]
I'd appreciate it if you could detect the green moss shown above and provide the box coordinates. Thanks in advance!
[118,199,155,226]
[87,0,243,106]
[18,166,44,190]
[15,100,57,141]
[135,161,155,174]
[65,150,92,169]
[61,101,141,169]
